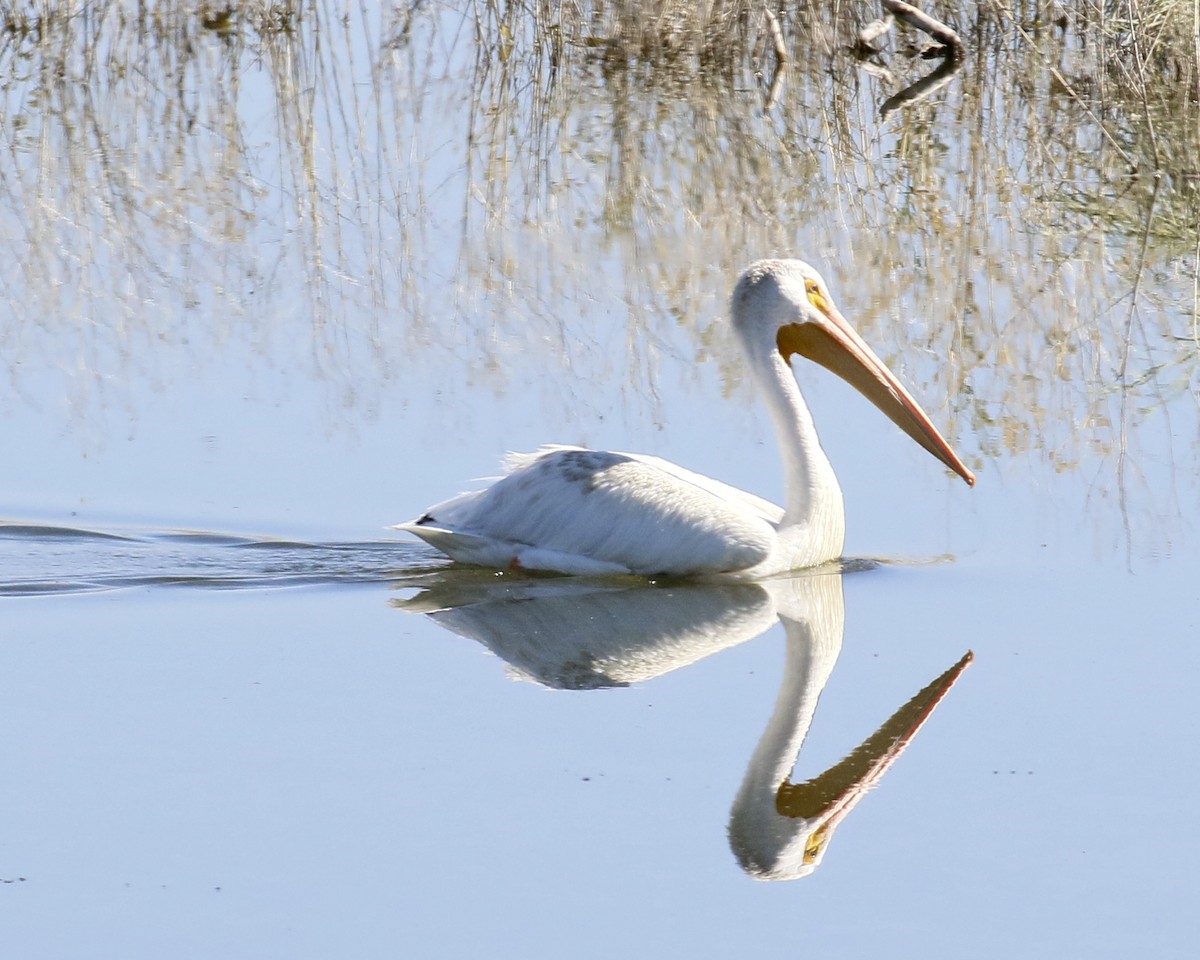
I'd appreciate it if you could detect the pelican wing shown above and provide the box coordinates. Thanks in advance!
[396,446,781,576]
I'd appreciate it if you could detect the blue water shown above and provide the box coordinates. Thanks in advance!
[2,4,1198,958]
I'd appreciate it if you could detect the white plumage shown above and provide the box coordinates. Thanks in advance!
[400,446,782,576]
[394,259,974,577]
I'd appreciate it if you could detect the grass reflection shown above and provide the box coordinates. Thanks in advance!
[0,1,1196,550]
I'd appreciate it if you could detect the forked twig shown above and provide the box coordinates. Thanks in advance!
[859,1,964,58]
[880,0,963,54]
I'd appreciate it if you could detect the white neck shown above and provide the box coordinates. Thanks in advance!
[727,574,845,878]
[749,346,846,571]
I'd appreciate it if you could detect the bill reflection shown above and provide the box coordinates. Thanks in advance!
[394,568,970,880]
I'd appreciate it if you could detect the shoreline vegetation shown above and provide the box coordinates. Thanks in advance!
[1,1,1197,540]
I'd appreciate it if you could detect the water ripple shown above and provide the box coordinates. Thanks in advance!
[0,520,442,596]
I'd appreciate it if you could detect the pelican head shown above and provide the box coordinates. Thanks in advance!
[733,259,975,486]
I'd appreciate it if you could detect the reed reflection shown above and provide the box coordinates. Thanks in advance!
[393,567,970,879]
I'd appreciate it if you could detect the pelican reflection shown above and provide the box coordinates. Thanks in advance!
[393,567,970,879]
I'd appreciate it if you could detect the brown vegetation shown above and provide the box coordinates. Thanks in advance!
[0,1,1196,542]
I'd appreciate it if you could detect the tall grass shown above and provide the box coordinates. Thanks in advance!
[0,0,1196,549]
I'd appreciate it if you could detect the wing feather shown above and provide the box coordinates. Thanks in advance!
[401,447,780,576]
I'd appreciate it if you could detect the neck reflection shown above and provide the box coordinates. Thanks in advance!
[394,566,971,880]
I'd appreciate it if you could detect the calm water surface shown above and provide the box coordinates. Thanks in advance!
[2,4,1198,958]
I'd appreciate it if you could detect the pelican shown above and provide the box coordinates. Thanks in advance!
[397,568,974,880]
[395,259,975,577]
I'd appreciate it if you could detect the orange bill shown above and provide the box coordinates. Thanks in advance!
[777,307,976,486]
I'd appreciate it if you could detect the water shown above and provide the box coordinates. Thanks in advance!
[2,4,1198,958]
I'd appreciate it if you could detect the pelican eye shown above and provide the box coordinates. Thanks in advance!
[804,278,830,314]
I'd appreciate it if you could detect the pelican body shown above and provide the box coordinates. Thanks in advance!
[395,260,974,577]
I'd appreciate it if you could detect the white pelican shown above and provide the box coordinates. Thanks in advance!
[395,259,975,576]
[397,568,973,879]
[729,573,973,880]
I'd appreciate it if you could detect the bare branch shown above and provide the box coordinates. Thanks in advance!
[881,0,963,57]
